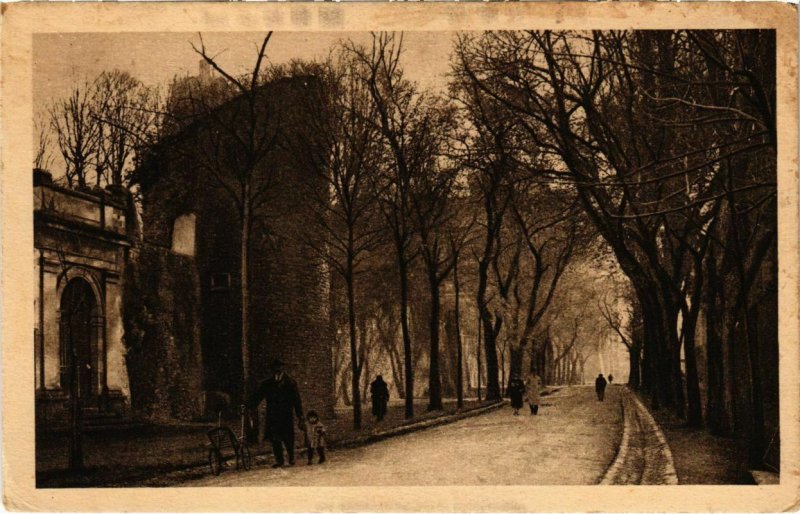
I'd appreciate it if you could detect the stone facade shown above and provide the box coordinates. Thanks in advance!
[34,169,131,428]
[134,76,335,420]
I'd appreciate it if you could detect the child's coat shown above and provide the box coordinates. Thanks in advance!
[305,419,327,449]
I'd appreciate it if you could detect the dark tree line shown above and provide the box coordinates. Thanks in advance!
[455,29,776,466]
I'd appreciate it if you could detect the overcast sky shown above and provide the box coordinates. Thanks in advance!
[34,31,457,111]
[34,31,459,176]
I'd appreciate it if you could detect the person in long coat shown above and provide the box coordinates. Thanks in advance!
[369,375,390,422]
[508,376,525,415]
[249,359,305,467]
[524,372,541,415]
[595,373,608,402]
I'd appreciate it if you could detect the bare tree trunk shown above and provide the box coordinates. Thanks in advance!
[347,266,362,429]
[744,305,766,466]
[509,346,524,383]
[240,195,251,402]
[628,342,642,390]
[454,260,464,409]
[499,341,506,396]
[684,318,703,427]
[476,315,483,401]
[340,366,352,406]
[478,256,500,401]
[377,316,405,398]
[399,256,414,418]
[427,269,443,411]
[704,247,731,435]
[667,304,686,419]
[481,317,501,400]
[724,314,741,434]
[570,356,578,385]
[362,339,371,404]
[386,340,405,399]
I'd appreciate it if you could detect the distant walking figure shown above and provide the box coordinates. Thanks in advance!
[595,373,608,402]
[525,373,541,415]
[508,376,525,415]
[608,374,614,384]
[249,359,305,468]
[370,375,390,422]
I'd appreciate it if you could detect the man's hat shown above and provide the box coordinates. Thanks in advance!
[271,358,284,368]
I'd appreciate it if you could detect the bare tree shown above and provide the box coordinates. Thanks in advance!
[449,63,522,401]
[34,116,54,171]
[348,32,431,418]
[290,51,386,429]
[90,70,160,188]
[404,97,460,411]
[505,181,582,380]
[457,29,775,463]
[598,290,642,389]
[447,206,479,409]
[185,32,282,401]
[49,81,99,188]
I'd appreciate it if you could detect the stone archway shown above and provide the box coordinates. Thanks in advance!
[59,277,99,402]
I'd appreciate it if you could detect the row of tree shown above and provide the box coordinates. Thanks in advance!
[298,34,610,428]
[453,30,777,466]
[39,70,162,190]
[292,29,777,464]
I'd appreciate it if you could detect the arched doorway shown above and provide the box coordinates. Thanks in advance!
[59,277,98,402]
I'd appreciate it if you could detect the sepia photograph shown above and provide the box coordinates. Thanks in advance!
[3,2,799,511]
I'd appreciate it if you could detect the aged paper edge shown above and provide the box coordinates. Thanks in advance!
[2,2,798,512]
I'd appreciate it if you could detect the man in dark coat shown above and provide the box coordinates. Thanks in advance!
[595,373,608,402]
[249,359,305,467]
[369,375,390,422]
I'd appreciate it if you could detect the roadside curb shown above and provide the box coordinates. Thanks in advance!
[331,400,506,450]
[599,390,630,485]
[599,387,679,485]
[328,387,560,450]
[629,390,679,485]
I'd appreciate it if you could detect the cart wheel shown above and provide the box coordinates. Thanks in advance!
[209,449,223,476]
[238,444,252,471]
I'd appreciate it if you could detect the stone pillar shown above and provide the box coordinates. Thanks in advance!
[104,278,130,399]
[43,262,61,390]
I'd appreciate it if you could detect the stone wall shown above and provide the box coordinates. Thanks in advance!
[247,179,334,417]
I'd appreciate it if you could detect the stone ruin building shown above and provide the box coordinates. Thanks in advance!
[128,75,334,421]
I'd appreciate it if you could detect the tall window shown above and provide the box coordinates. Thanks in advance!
[171,213,196,257]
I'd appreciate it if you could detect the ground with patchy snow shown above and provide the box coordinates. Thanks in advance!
[186,385,623,486]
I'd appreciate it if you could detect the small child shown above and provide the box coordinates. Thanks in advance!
[304,410,327,465]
